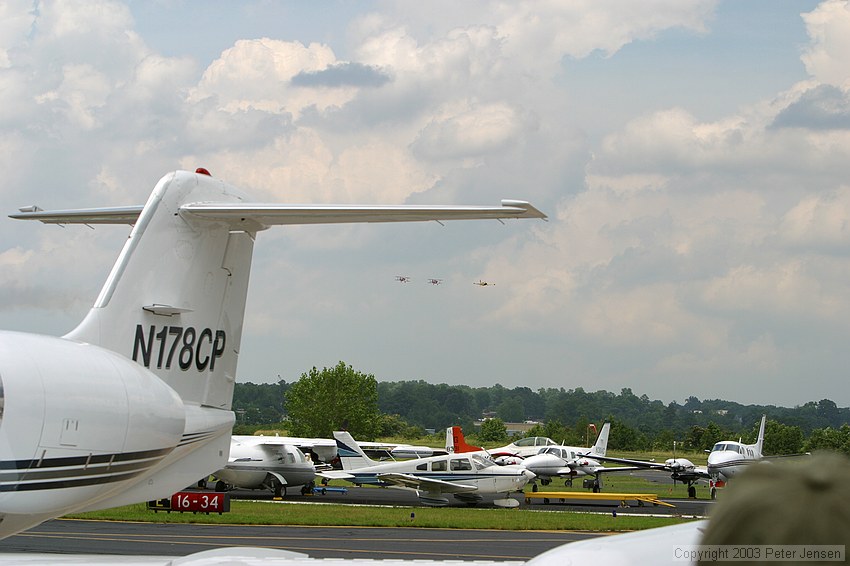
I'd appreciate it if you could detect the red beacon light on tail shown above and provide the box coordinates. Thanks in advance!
[195,167,211,176]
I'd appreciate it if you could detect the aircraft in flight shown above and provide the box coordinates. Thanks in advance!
[587,415,768,498]
[208,436,317,497]
[473,280,494,286]
[427,278,443,285]
[321,431,535,507]
[395,275,412,283]
[0,168,545,539]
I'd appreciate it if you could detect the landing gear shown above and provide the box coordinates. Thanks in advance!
[565,479,572,487]
[710,487,717,500]
[215,480,227,492]
[531,483,539,492]
[273,481,286,499]
[540,478,551,486]
[687,485,696,499]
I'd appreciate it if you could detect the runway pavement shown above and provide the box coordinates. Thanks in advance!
[0,519,601,561]
[0,478,709,560]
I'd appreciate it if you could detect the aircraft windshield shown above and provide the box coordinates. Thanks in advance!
[471,454,495,470]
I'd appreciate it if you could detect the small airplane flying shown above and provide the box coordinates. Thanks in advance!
[395,275,412,283]
[0,168,545,539]
[427,278,443,285]
[209,436,317,497]
[587,415,768,499]
[321,431,535,507]
[473,280,494,286]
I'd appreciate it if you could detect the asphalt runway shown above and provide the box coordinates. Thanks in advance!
[0,519,599,561]
[0,475,710,560]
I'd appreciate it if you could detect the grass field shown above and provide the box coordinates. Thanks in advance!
[66,500,692,532]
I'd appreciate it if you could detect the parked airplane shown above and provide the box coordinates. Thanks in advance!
[322,431,535,507]
[0,168,545,539]
[448,426,562,461]
[518,423,640,491]
[238,434,437,465]
[209,436,317,497]
[448,424,635,492]
[587,415,768,498]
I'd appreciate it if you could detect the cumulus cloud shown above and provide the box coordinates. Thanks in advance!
[801,0,850,87]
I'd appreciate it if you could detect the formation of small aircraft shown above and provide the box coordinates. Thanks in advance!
[394,276,492,286]
[320,431,535,507]
[0,168,545,540]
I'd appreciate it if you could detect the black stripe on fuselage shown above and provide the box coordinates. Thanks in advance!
[0,447,173,493]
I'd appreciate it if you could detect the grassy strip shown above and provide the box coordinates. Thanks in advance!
[66,500,692,532]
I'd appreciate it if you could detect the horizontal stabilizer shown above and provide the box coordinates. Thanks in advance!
[11,201,547,227]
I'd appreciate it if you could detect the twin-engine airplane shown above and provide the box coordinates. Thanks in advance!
[587,415,768,498]
[321,431,535,507]
[0,168,545,539]
[447,424,636,492]
[209,436,317,497]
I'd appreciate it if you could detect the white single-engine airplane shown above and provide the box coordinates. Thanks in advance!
[209,436,317,497]
[0,168,545,540]
[322,431,535,507]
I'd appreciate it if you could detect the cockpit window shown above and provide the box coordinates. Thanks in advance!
[515,437,536,447]
[431,459,447,472]
[471,454,494,470]
[450,458,472,471]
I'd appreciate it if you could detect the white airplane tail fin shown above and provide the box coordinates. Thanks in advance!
[755,415,766,457]
[12,168,546,411]
[590,423,610,457]
[333,431,377,470]
[59,170,254,409]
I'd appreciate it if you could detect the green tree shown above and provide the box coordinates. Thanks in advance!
[478,418,508,442]
[284,362,380,439]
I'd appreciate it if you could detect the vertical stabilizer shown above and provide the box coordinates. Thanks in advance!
[333,431,377,471]
[65,171,256,409]
[447,426,483,454]
[755,415,766,457]
[590,423,610,457]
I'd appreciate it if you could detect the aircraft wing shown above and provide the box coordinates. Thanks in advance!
[11,201,547,226]
[581,454,671,471]
[376,473,477,494]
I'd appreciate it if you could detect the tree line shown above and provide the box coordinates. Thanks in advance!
[232,363,850,455]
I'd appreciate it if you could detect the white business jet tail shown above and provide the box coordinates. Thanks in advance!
[15,169,546,410]
[8,168,545,523]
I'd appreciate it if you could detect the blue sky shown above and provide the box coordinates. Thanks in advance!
[3,0,850,408]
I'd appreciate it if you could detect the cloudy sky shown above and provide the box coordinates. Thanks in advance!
[3,0,850,408]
